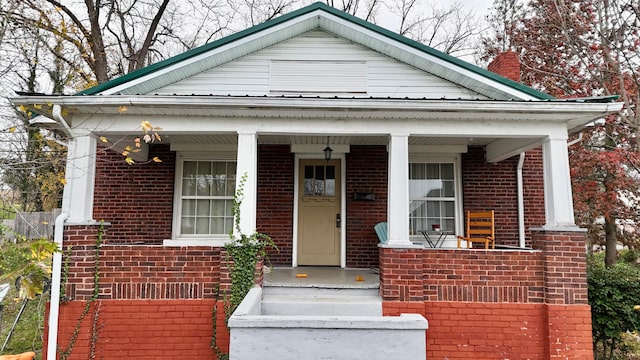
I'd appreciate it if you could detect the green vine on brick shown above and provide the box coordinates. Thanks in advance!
[210,173,276,359]
[58,222,103,360]
[60,245,72,302]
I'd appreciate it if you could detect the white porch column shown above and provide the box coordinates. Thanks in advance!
[235,131,258,235]
[62,130,97,223]
[387,133,412,246]
[542,136,576,228]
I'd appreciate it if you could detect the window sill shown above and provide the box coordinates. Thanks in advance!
[163,238,229,247]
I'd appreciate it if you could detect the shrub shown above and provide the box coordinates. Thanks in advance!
[589,256,640,359]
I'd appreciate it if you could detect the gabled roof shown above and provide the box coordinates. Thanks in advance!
[79,2,553,100]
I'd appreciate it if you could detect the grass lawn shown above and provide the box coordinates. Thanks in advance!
[0,285,44,359]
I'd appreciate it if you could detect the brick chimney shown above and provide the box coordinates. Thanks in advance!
[487,51,521,82]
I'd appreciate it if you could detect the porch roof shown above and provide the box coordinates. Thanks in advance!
[12,94,621,126]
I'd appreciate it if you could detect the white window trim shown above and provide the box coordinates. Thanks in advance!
[164,152,237,247]
[408,154,463,242]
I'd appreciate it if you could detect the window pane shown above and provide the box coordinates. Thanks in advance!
[182,199,196,216]
[196,167,211,196]
[304,165,314,179]
[410,217,427,233]
[410,163,426,180]
[325,179,335,196]
[314,180,325,195]
[315,166,325,180]
[226,178,236,197]
[443,201,455,217]
[211,200,226,216]
[211,162,227,196]
[304,179,314,195]
[443,219,455,231]
[427,201,440,216]
[210,217,224,234]
[225,218,234,234]
[196,199,211,216]
[326,166,335,180]
[441,164,454,180]
[183,161,197,177]
[195,217,209,234]
[410,179,428,198]
[426,180,442,198]
[182,179,195,196]
[181,217,195,234]
[426,163,439,179]
[226,162,237,196]
[443,180,455,197]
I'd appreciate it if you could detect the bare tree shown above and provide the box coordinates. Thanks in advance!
[390,0,487,58]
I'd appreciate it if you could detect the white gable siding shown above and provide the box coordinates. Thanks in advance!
[153,31,486,99]
[270,60,367,93]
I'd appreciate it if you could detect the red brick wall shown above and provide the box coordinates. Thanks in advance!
[257,145,294,266]
[345,145,388,268]
[48,300,218,360]
[421,249,545,303]
[546,304,594,359]
[93,144,175,244]
[383,302,548,360]
[378,228,593,359]
[532,230,589,305]
[63,225,221,301]
[379,247,544,303]
[462,146,545,247]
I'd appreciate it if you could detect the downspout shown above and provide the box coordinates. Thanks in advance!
[48,104,71,360]
[48,212,68,360]
[567,132,583,147]
[517,153,526,248]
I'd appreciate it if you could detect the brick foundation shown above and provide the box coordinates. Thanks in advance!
[384,302,548,359]
[46,299,217,360]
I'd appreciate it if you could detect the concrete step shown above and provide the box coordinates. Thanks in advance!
[261,287,382,316]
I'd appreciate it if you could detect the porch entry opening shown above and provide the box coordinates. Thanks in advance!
[297,159,341,266]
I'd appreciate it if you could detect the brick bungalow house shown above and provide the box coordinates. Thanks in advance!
[12,3,622,359]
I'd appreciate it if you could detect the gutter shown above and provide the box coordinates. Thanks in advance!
[517,153,526,248]
[48,212,68,360]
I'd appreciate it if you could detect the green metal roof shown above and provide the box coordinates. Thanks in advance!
[79,2,553,100]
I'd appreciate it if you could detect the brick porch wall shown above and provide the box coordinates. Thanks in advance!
[379,228,593,359]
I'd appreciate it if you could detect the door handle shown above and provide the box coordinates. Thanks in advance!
[336,214,341,228]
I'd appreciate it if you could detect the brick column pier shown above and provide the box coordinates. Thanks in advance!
[532,228,594,359]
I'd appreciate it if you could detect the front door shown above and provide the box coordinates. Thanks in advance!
[297,159,341,266]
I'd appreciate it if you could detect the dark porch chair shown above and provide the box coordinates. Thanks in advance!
[457,210,495,249]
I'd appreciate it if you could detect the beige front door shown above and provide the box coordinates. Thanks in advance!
[297,159,341,266]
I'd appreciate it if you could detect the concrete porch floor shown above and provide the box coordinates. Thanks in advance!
[263,267,380,289]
